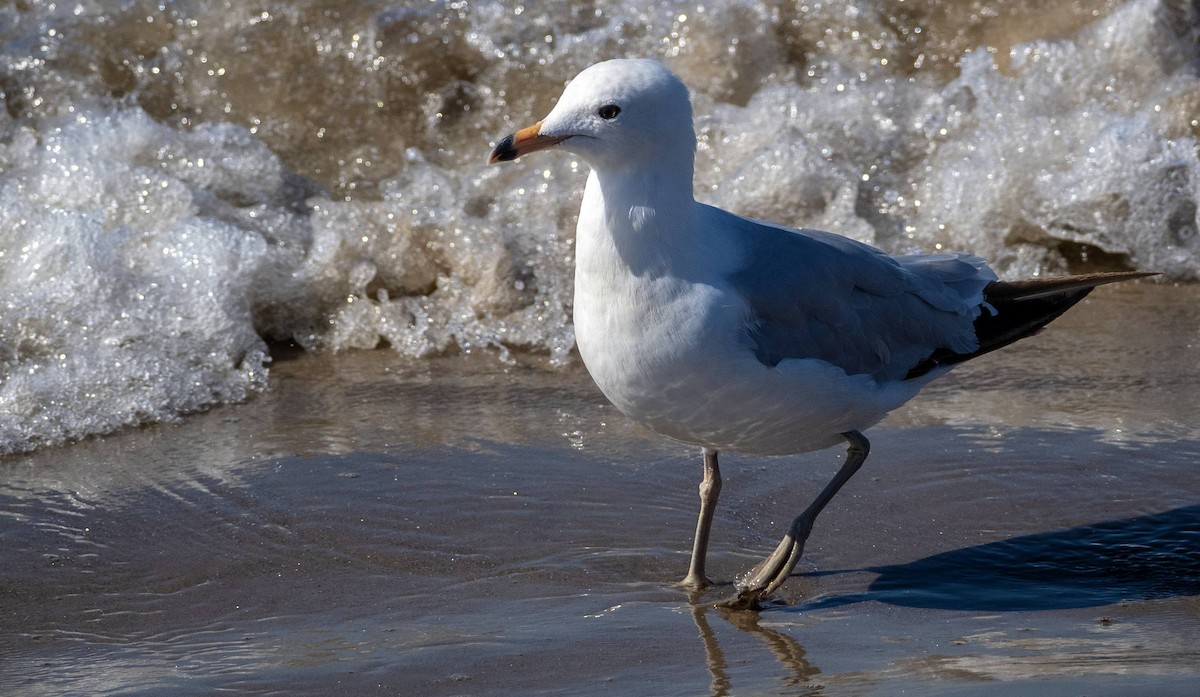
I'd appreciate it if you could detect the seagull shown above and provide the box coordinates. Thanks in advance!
[487,58,1152,610]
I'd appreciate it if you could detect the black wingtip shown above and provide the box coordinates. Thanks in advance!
[904,270,1158,380]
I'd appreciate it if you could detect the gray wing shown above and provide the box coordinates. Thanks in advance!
[710,205,997,382]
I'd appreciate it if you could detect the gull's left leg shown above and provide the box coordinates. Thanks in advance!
[681,448,722,589]
[721,431,870,610]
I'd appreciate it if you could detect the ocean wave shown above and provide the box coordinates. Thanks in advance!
[0,0,1195,453]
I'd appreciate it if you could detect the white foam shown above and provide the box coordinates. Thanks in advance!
[0,0,1195,453]
[0,110,276,453]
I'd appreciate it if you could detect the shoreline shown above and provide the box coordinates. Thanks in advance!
[2,282,1198,695]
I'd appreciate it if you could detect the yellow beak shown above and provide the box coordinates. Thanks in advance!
[486,121,570,164]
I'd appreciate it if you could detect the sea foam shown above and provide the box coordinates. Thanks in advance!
[0,0,1194,453]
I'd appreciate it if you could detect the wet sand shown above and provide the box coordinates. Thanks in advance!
[2,282,1199,696]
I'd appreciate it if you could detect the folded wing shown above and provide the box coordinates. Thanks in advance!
[715,206,1150,382]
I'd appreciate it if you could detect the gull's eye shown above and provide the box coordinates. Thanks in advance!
[598,104,621,120]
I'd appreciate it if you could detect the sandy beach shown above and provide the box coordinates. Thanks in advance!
[2,281,1198,695]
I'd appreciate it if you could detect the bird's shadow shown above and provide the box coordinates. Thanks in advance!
[793,503,1200,612]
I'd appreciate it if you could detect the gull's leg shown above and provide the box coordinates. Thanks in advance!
[721,431,870,610]
[681,448,722,589]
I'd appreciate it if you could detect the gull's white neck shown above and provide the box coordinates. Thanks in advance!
[577,155,697,278]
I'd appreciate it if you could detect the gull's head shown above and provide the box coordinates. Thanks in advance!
[487,59,695,173]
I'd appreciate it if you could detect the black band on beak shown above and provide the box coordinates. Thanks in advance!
[488,133,520,163]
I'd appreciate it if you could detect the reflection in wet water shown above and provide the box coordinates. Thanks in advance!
[690,601,821,696]
[691,601,735,696]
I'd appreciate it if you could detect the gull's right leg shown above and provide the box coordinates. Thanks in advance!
[681,448,722,589]
[721,432,870,610]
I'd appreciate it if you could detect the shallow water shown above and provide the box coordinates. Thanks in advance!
[2,282,1198,695]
